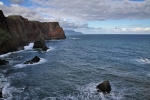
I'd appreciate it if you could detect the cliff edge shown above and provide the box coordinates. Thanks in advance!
[0,10,66,54]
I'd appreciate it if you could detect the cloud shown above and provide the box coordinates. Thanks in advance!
[0,0,150,34]
[30,0,150,21]
[9,0,24,4]
[0,2,47,22]
[0,1,4,5]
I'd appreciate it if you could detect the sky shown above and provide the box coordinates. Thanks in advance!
[0,0,150,34]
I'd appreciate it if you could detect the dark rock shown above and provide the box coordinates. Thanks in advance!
[0,59,9,65]
[24,56,40,64]
[33,38,49,51]
[0,89,2,98]
[96,81,111,93]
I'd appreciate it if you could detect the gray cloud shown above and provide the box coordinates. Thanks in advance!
[0,4,49,22]
[30,0,150,21]
[9,0,24,4]
[0,0,150,34]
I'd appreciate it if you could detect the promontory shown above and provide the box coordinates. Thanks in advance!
[0,10,66,55]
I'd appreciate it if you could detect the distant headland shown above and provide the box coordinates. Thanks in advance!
[0,10,66,55]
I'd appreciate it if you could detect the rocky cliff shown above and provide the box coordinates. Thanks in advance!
[0,10,66,54]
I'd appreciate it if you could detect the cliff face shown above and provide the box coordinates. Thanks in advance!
[0,10,66,54]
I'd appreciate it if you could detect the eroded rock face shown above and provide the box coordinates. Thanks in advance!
[96,81,111,93]
[0,59,9,65]
[0,10,66,55]
[24,56,40,64]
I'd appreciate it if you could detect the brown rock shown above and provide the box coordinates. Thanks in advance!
[96,81,111,93]
[0,10,66,55]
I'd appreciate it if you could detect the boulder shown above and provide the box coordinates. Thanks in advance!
[0,59,9,65]
[24,56,40,64]
[33,39,49,51]
[96,80,111,93]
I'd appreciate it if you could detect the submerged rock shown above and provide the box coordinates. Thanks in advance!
[33,39,49,51]
[24,56,40,64]
[0,59,9,65]
[96,80,111,93]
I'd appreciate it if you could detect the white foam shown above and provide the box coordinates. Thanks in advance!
[136,57,150,64]
[140,58,150,63]
[69,38,80,40]
[76,82,123,100]
[2,83,13,100]
[24,43,34,50]
[0,52,12,58]
[13,58,47,69]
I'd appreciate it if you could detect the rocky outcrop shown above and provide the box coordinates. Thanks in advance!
[24,56,40,64]
[0,10,66,55]
[33,38,49,51]
[96,81,111,93]
[0,59,9,65]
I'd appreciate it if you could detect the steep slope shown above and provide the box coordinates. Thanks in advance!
[0,10,66,54]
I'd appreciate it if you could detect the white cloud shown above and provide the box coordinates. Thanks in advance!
[10,4,19,7]
[0,1,4,5]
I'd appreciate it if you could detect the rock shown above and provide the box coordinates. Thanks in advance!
[0,89,2,98]
[0,59,9,65]
[0,10,66,55]
[33,38,49,51]
[24,56,40,64]
[96,81,111,93]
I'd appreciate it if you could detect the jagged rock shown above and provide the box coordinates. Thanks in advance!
[96,81,111,93]
[24,56,40,64]
[0,10,66,55]
[33,39,49,51]
[0,59,9,65]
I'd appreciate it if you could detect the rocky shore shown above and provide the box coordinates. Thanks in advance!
[0,10,66,55]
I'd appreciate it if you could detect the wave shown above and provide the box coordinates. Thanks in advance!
[0,43,34,58]
[24,43,34,50]
[42,82,123,100]
[13,58,47,69]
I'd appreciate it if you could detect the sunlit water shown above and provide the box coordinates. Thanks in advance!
[0,34,150,100]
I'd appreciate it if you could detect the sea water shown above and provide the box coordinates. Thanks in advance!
[0,34,150,100]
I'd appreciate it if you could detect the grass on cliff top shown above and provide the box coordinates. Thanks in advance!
[7,15,21,19]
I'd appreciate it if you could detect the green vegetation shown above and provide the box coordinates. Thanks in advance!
[7,15,21,20]
[0,28,10,46]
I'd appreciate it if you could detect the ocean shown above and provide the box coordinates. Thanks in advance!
[0,34,150,100]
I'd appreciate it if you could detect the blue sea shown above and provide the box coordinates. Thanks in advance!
[0,34,150,100]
